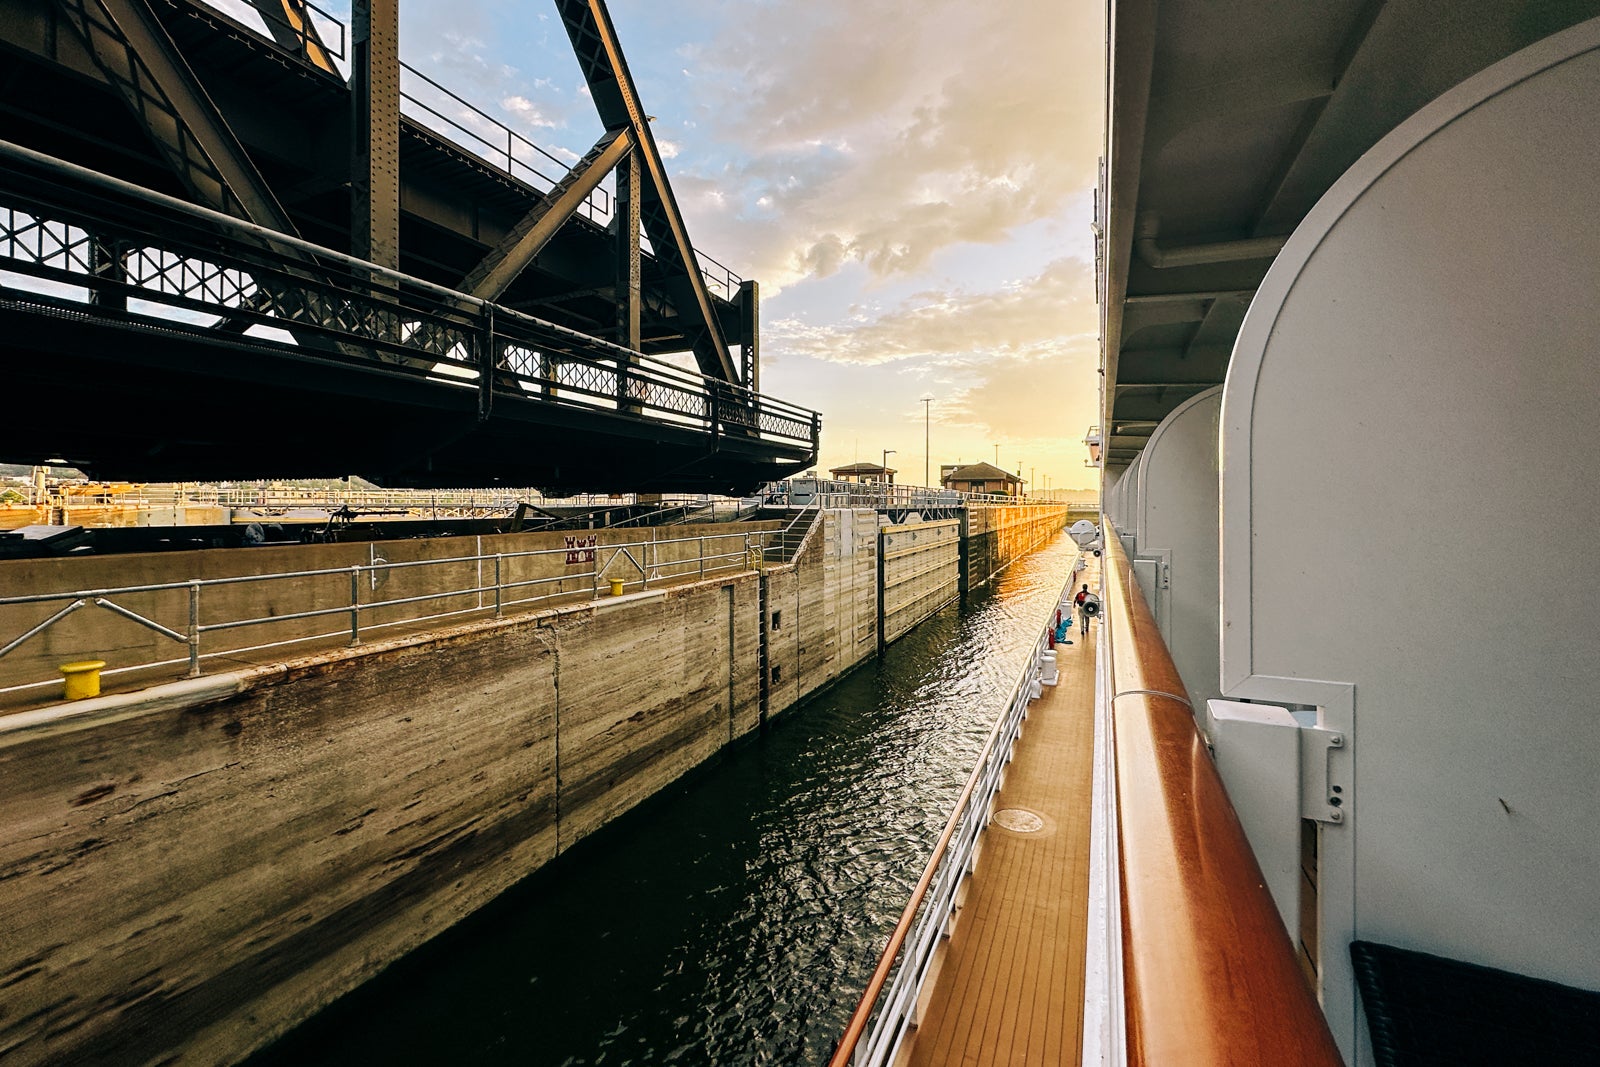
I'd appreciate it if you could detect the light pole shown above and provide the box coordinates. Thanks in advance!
[921,395,933,487]
[881,449,895,485]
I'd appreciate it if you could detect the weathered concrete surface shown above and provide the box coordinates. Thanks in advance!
[761,509,879,718]
[554,578,761,848]
[0,572,770,1066]
[0,521,779,698]
[880,519,961,646]
[961,506,1068,594]
[0,507,1059,1065]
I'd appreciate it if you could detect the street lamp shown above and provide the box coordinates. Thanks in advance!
[920,395,934,487]
[882,449,895,485]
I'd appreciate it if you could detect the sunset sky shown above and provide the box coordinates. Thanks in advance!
[323,0,1106,492]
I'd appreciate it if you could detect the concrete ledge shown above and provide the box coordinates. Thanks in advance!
[0,673,252,749]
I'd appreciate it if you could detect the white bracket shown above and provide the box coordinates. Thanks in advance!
[1299,726,1349,824]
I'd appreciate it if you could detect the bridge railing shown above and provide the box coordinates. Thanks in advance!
[828,585,1064,1067]
[0,140,817,457]
[0,528,778,701]
[771,478,1061,510]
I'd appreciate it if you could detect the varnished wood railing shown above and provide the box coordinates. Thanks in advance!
[1105,531,1343,1065]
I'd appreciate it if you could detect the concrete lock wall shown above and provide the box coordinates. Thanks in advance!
[960,506,1069,594]
[761,509,880,717]
[0,510,873,1066]
[0,520,781,697]
[879,519,961,645]
[0,503,1065,1064]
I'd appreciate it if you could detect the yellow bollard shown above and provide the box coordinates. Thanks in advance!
[60,659,107,701]
[608,577,625,596]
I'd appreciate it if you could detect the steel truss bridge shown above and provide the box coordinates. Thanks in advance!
[0,0,819,492]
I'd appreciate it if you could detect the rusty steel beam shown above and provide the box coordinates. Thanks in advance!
[554,0,739,384]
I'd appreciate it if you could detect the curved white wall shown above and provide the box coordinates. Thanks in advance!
[1135,387,1221,715]
[1109,452,1142,545]
[1220,18,1600,1062]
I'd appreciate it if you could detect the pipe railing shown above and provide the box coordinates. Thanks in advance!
[779,478,1065,510]
[829,587,1063,1067]
[0,530,771,696]
[1102,531,1343,1065]
[760,497,821,564]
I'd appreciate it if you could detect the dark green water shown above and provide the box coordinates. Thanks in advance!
[250,532,1078,1066]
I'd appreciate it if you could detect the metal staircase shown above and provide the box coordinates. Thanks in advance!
[762,500,820,565]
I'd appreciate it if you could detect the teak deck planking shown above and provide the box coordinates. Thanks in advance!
[906,588,1097,1067]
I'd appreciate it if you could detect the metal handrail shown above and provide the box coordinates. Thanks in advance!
[0,530,773,695]
[761,497,820,562]
[829,587,1063,1067]
[779,478,1062,509]
[1102,531,1343,1065]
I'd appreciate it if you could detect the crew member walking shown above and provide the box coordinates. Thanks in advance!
[1073,584,1100,636]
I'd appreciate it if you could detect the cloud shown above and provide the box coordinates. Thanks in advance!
[768,257,1096,367]
[501,96,559,129]
[663,0,1104,290]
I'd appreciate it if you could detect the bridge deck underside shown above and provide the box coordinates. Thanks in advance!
[0,303,807,492]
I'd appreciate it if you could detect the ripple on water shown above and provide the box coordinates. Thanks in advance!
[247,531,1082,1067]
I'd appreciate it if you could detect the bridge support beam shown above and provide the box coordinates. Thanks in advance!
[738,279,760,394]
[350,0,400,270]
[53,0,298,233]
[459,128,635,304]
[613,145,642,352]
[556,0,739,385]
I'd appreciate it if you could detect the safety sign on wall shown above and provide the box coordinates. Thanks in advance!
[564,535,598,565]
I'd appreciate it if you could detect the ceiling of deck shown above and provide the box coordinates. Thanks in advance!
[1100,0,1600,466]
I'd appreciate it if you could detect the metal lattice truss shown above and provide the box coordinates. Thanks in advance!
[0,188,816,450]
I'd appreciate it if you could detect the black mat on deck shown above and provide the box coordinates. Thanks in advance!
[1351,940,1600,1066]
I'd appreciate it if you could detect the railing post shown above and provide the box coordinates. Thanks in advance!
[348,565,362,646]
[187,580,201,677]
[700,534,706,579]
[494,554,503,618]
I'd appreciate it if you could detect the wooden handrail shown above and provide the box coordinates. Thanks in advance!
[1105,532,1344,1065]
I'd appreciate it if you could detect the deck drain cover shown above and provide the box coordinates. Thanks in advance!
[993,808,1044,833]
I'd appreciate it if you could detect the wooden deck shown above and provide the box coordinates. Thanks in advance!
[905,595,1097,1067]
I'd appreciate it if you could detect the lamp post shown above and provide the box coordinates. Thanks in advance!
[921,395,933,487]
[881,449,895,485]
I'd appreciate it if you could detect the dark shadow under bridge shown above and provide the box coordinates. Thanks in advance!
[0,143,819,494]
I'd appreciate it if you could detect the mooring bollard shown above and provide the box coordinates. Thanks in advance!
[60,659,107,701]
[609,577,625,596]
